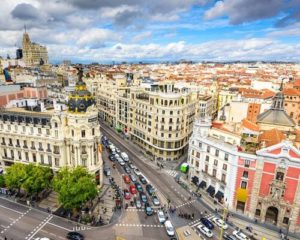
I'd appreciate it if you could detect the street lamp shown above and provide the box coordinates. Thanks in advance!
[219,204,228,240]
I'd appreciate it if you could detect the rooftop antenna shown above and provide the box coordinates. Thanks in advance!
[24,24,27,33]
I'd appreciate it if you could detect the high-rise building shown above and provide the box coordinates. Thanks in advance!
[16,48,23,60]
[22,31,48,66]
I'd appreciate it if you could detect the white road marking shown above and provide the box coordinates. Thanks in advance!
[0,204,24,214]
[48,222,72,231]
[26,215,53,240]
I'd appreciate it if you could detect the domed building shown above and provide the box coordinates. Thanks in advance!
[68,67,95,113]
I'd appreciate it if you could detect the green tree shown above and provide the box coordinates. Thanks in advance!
[0,175,5,188]
[5,163,27,191]
[52,166,97,210]
[22,164,52,197]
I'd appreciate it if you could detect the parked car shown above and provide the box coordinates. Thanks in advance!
[119,159,125,166]
[124,166,131,174]
[197,224,213,238]
[66,232,84,240]
[129,163,135,169]
[103,168,111,176]
[152,195,160,206]
[129,185,137,194]
[146,184,155,195]
[212,217,228,229]
[134,198,142,208]
[129,174,137,182]
[108,154,116,161]
[232,230,250,240]
[164,220,175,237]
[123,189,131,200]
[123,175,131,184]
[139,175,147,184]
[144,203,153,216]
[157,210,166,223]
[135,182,143,192]
[200,217,214,230]
[140,192,148,203]
[116,147,121,154]
[134,168,142,176]
[223,234,237,240]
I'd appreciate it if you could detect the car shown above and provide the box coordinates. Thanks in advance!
[135,182,143,192]
[164,220,175,237]
[140,192,148,203]
[119,159,125,166]
[129,185,137,194]
[134,198,142,208]
[232,230,250,240]
[104,168,111,176]
[212,217,228,229]
[146,184,155,195]
[134,168,142,176]
[121,152,129,162]
[129,163,135,169]
[124,166,131,174]
[108,154,116,161]
[139,175,147,184]
[157,210,166,223]
[116,147,121,153]
[152,195,160,206]
[66,232,84,240]
[129,174,137,182]
[200,217,214,230]
[223,234,237,240]
[197,224,213,238]
[145,203,153,216]
[123,189,131,200]
[123,175,131,184]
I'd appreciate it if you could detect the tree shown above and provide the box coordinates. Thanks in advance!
[0,175,5,188]
[52,167,98,210]
[22,164,52,197]
[5,163,27,191]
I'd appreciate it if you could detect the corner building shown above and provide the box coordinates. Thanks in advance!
[0,71,103,185]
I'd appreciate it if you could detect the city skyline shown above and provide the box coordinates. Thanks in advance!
[0,0,300,63]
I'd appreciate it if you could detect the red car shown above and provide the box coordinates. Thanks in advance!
[129,185,137,194]
[123,175,131,184]
[124,189,131,200]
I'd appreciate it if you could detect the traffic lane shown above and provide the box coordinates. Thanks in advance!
[0,196,29,214]
[101,127,185,206]
[33,220,73,240]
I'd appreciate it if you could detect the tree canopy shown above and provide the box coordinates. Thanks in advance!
[0,175,5,188]
[4,163,27,190]
[52,166,98,210]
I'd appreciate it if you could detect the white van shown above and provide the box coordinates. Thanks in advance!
[164,220,175,237]
[121,152,129,162]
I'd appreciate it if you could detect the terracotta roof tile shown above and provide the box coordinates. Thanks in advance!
[259,129,286,147]
[242,119,260,131]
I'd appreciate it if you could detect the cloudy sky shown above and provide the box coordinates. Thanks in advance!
[1,0,300,63]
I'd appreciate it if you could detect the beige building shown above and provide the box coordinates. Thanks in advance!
[0,71,103,185]
[22,31,48,66]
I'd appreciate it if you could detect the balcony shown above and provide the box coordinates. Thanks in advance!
[38,148,44,151]
[53,151,60,155]
[23,145,28,149]
[1,142,5,146]
[31,146,36,150]
[46,148,51,152]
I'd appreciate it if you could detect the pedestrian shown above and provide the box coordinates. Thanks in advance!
[4,236,7,240]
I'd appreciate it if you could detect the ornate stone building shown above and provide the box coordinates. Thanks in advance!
[22,31,48,66]
[0,68,103,185]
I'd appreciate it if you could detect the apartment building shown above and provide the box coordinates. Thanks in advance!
[0,71,103,184]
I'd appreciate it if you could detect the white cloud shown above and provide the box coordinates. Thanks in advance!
[132,31,152,42]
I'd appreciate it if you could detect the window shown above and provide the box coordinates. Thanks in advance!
[40,155,44,164]
[215,149,219,157]
[81,130,85,138]
[82,146,87,154]
[283,217,289,224]
[205,155,209,162]
[199,142,202,148]
[207,146,210,153]
[221,173,226,182]
[92,128,95,135]
[72,130,74,137]
[244,160,250,167]
[224,153,229,161]
[48,156,52,165]
[54,146,60,154]
[47,144,51,151]
[223,164,227,171]
[196,152,200,158]
[24,140,27,148]
[195,161,199,168]
[55,158,59,167]
[32,153,36,162]
[214,159,218,166]
[205,165,208,172]
[38,128,42,134]
[55,130,58,138]
[39,142,43,150]
[212,169,217,177]
[243,171,249,178]
[241,181,247,189]
[25,152,29,161]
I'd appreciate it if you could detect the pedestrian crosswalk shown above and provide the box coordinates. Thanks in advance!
[164,169,178,177]
[116,223,164,228]
[176,200,196,209]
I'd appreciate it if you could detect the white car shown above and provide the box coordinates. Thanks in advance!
[212,217,228,229]
[232,230,250,240]
[157,210,166,223]
[134,168,142,176]
[164,220,175,236]
[197,224,213,238]
[116,147,121,153]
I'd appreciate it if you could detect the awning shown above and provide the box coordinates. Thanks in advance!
[215,191,224,202]
[236,188,248,203]
[206,185,215,197]
[191,176,199,185]
[199,180,206,189]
